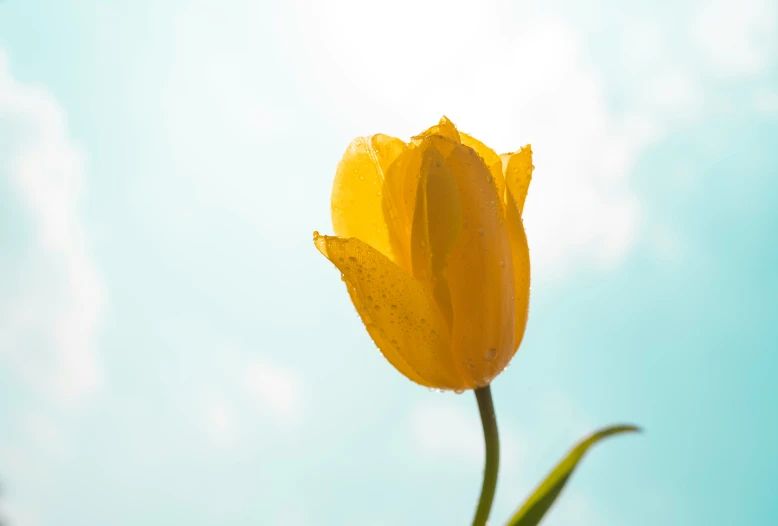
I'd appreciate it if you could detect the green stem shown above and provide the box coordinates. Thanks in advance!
[472,385,500,526]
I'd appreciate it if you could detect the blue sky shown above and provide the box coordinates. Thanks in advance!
[1,0,777,525]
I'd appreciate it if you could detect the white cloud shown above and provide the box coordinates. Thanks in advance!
[693,0,777,76]
[0,443,48,526]
[152,0,684,277]
[410,397,484,462]
[409,397,524,472]
[0,499,38,526]
[643,69,704,116]
[204,397,237,446]
[243,360,304,423]
[293,1,658,276]
[0,49,103,403]
[165,24,275,141]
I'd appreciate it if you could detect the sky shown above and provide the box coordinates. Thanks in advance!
[0,0,777,525]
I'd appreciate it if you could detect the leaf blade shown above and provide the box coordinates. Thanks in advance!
[505,424,640,526]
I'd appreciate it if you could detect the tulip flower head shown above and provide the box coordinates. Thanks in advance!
[314,117,533,391]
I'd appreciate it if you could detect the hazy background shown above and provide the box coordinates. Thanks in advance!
[1,0,777,524]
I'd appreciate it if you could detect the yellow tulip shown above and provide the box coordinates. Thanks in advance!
[314,117,533,390]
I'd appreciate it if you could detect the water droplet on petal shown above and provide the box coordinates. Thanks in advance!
[485,348,497,361]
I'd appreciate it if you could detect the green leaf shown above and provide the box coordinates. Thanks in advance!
[505,424,640,526]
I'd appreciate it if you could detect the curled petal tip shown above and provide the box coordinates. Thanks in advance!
[439,115,456,127]
[313,231,328,257]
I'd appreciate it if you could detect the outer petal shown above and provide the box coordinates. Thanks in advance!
[501,146,533,357]
[433,138,516,388]
[504,190,531,360]
[460,132,506,205]
[332,134,408,267]
[314,233,464,390]
[501,145,533,214]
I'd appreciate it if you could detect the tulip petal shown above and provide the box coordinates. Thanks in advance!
[383,122,462,276]
[433,138,516,387]
[332,134,409,267]
[314,233,464,390]
[412,115,461,144]
[382,143,424,274]
[460,132,506,206]
[502,146,533,355]
[505,192,531,356]
[501,145,534,215]
[410,142,463,326]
